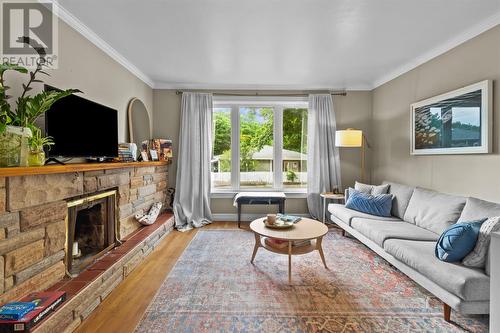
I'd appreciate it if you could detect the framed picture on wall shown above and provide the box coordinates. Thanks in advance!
[410,80,492,155]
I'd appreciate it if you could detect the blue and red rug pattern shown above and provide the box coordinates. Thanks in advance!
[135,229,488,332]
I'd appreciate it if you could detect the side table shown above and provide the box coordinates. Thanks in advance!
[320,192,345,224]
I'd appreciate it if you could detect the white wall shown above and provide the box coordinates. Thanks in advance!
[3,19,153,143]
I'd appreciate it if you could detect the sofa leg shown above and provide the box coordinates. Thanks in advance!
[341,230,346,237]
[443,303,451,322]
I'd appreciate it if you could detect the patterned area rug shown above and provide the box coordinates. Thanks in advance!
[135,229,489,332]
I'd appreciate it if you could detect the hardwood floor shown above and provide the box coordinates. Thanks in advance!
[75,221,250,333]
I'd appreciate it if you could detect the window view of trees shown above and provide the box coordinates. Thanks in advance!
[211,105,307,189]
[283,108,307,188]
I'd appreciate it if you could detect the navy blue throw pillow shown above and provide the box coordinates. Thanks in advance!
[435,221,484,262]
[345,188,393,217]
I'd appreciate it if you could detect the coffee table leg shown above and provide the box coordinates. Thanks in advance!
[317,237,328,269]
[251,233,260,263]
[288,241,292,284]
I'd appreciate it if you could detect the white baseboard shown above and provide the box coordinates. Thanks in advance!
[212,213,311,222]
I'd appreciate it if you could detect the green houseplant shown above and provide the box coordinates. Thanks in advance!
[0,37,78,167]
[27,128,54,166]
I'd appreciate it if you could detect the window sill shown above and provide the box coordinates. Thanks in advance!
[210,190,308,199]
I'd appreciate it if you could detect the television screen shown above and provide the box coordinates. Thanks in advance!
[45,87,118,159]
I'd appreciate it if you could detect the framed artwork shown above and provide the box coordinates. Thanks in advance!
[410,80,492,155]
[141,151,149,162]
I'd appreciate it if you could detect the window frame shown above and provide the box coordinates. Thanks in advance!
[212,96,308,195]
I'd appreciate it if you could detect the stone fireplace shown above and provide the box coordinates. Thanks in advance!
[0,162,170,307]
[66,190,118,276]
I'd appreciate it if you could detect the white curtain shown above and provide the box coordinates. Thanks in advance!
[307,94,342,219]
[173,92,213,231]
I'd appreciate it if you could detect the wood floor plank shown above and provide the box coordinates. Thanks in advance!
[75,222,241,333]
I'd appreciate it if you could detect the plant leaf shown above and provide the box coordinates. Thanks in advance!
[0,63,28,75]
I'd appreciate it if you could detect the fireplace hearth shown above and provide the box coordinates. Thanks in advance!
[66,190,118,276]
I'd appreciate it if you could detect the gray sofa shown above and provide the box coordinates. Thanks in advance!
[328,181,500,322]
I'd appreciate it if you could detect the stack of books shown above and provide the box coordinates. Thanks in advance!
[0,291,66,333]
[118,143,136,162]
[0,303,35,321]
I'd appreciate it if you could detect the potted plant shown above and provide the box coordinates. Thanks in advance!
[0,37,78,167]
[0,63,31,167]
[27,128,54,166]
[286,170,298,183]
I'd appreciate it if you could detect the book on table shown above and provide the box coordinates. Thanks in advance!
[0,303,36,321]
[276,214,301,224]
[264,237,288,249]
[265,237,311,249]
[0,291,66,333]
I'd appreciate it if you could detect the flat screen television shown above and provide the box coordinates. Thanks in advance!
[45,86,118,159]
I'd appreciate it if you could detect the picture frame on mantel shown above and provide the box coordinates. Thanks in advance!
[410,80,492,155]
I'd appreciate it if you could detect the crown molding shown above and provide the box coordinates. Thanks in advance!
[50,1,155,88]
[372,11,500,89]
[47,2,500,92]
[153,82,373,91]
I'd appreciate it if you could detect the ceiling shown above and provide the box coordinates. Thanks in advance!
[57,0,500,90]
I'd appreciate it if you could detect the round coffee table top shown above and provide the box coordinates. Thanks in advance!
[250,217,328,241]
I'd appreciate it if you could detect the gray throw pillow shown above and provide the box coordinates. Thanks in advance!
[462,216,500,268]
[354,181,389,195]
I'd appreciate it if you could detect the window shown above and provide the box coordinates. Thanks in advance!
[211,97,308,192]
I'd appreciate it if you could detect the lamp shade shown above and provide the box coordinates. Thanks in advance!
[335,129,363,147]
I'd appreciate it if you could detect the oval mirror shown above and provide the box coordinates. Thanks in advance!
[128,98,151,155]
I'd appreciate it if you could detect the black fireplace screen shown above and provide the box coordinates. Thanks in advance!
[66,191,117,276]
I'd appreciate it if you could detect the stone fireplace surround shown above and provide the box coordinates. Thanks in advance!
[0,162,173,332]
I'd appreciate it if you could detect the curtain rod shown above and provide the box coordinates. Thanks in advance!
[174,90,347,97]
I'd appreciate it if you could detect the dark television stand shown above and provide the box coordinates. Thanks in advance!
[45,158,66,165]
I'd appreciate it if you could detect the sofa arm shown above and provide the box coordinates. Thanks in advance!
[491,231,500,330]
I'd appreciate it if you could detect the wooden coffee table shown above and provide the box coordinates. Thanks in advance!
[249,217,329,283]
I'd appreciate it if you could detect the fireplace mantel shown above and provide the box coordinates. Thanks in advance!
[0,160,170,177]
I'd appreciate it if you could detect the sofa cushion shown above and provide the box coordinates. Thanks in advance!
[384,239,490,301]
[328,204,400,226]
[382,181,415,219]
[458,197,500,222]
[351,218,439,247]
[403,188,466,234]
[355,181,389,195]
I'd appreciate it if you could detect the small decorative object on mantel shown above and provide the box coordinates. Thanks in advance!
[150,138,173,161]
[410,80,492,155]
[135,202,162,225]
[140,151,149,162]
[117,142,137,162]
[140,139,173,162]
[27,128,54,166]
[149,149,159,161]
